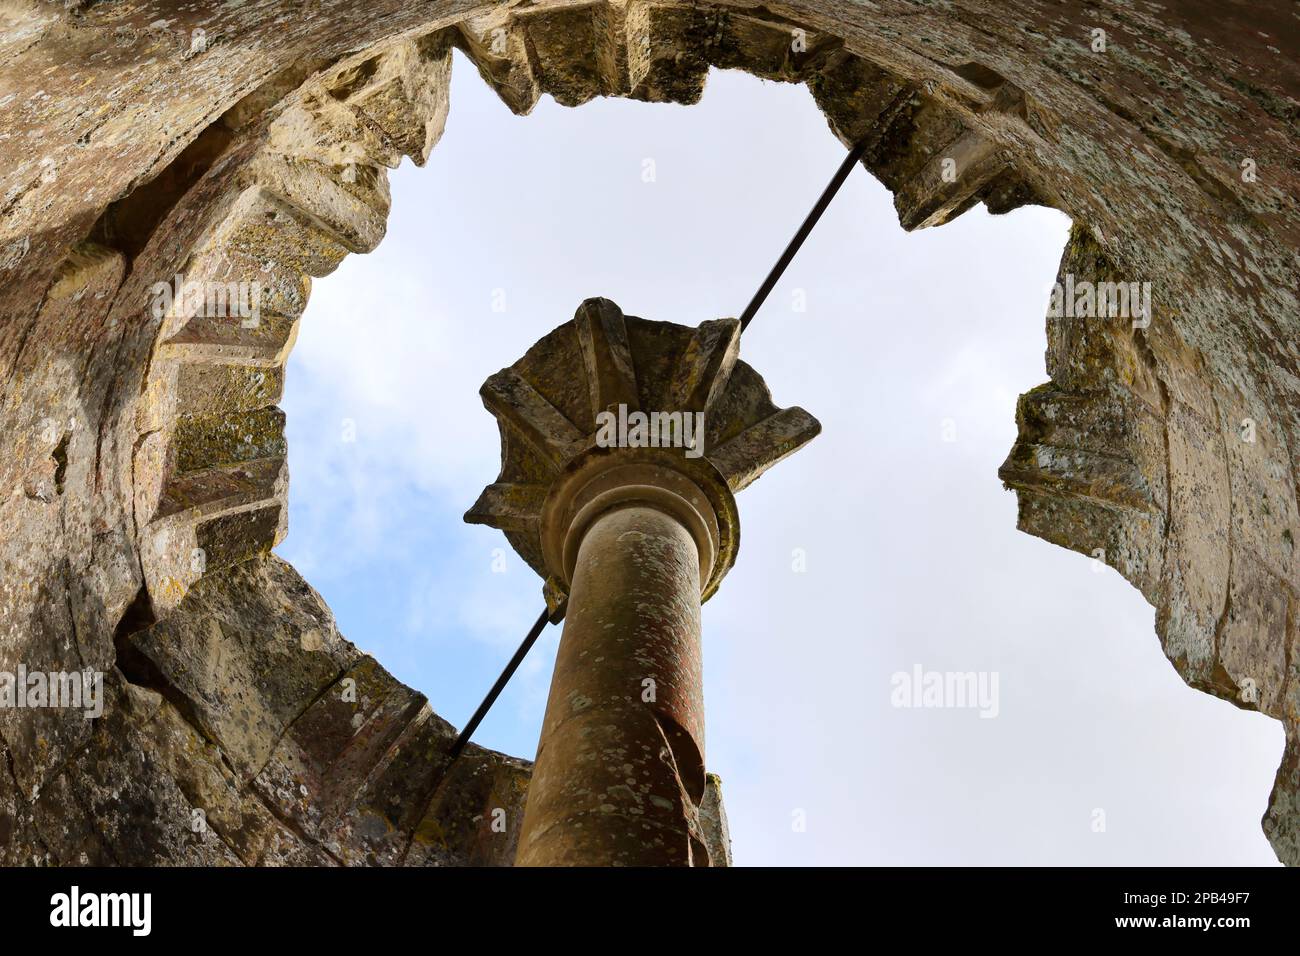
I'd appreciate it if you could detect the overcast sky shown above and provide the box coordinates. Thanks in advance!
[277,54,1283,865]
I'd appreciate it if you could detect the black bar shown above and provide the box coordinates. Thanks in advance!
[737,135,870,332]
[8,866,1287,937]
[448,606,552,758]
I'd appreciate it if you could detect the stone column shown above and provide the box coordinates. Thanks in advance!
[466,297,820,866]
[517,478,718,865]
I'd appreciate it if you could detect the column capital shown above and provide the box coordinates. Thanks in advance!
[466,297,820,610]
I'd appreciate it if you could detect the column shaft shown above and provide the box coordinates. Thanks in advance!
[516,502,708,866]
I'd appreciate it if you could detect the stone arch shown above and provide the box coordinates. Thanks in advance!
[0,1,1295,865]
[134,9,1053,616]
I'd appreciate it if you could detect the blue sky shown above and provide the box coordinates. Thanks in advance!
[277,54,1283,865]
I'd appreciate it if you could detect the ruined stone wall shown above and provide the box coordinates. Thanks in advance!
[0,0,1295,864]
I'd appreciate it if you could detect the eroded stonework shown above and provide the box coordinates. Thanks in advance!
[0,0,1296,864]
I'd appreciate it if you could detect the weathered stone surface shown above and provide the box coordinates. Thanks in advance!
[0,0,1296,864]
[700,772,733,867]
[9,554,528,866]
[125,555,360,782]
[408,749,530,866]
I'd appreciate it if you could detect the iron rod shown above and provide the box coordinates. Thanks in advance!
[738,136,869,332]
[449,607,552,758]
